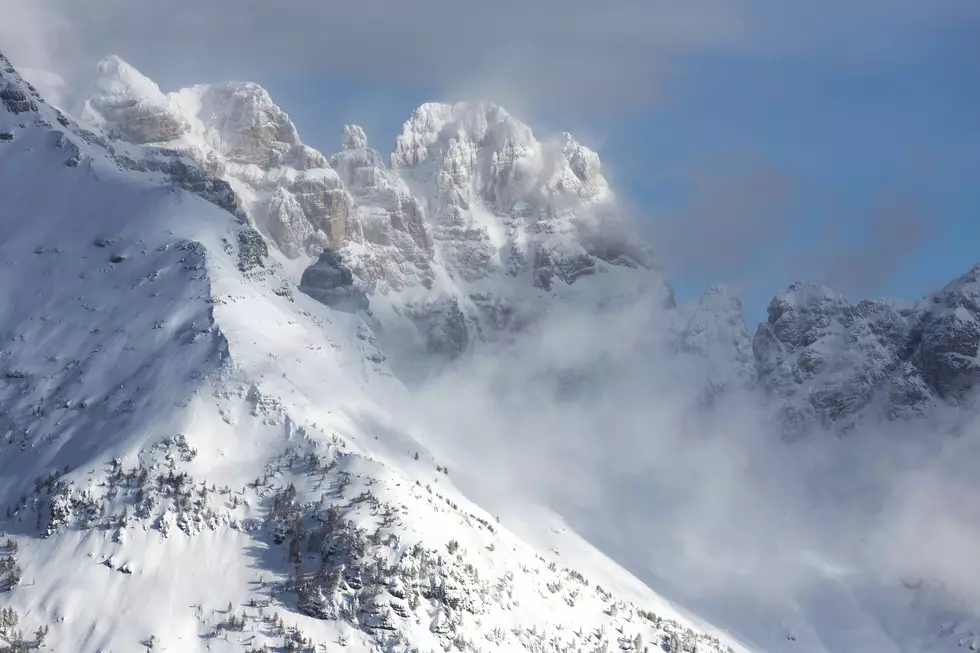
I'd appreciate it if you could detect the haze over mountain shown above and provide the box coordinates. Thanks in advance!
[1,49,978,653]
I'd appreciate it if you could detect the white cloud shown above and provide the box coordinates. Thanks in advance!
[2,0,976,112]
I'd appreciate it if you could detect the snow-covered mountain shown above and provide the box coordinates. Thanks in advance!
[69,55,980,437]
[4,45,980,653]
[1,51,748,653]
[72,56,671,377]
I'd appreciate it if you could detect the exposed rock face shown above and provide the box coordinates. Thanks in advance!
[179,81,302,167]
[114,148,245,220]
[1,82,38,114]
[373,102,664,363]
[390,103,650,286]
[754,266,980,433]
[912,265,980,398]
[298,249,369,312]
[328,124,434,293]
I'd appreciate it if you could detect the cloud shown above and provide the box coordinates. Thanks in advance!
[821,193,934,296]
[868,432,980,607]
[0,0,70,74]
[2,0,976,113]
[645,151,799,287]
[399,290,980,649]
[0,0,743,111]
[639,148,939,313]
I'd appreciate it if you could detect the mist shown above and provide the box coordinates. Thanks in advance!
[396,285,980,649]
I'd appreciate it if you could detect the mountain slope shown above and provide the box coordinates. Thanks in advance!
[1,52,745,653]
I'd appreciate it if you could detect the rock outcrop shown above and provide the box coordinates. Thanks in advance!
[754,265,980,433]
[75,57,336,258]
[298,248,369,312]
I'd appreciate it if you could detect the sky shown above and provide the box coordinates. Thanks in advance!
[2,0,978,324]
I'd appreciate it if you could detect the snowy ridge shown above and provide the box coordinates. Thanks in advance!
[75,55,339,262]
[1,52,746,653]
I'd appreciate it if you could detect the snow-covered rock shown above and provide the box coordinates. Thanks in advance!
[76,55,189,144]
[75,57,337,261]
[754,266,980,434]
[326,123,434,293]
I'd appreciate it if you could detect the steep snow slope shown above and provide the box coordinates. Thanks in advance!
[1,53,746,653]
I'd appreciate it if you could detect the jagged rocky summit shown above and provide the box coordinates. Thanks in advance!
[754,265,980,434]
[73,56,670,368]
[63,57,734,356]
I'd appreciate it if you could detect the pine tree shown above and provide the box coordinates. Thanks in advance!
[35,624,49,647]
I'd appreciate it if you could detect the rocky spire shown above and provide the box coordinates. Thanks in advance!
[340,124,368,150]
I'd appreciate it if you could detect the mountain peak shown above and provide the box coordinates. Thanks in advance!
[340,123,368,150]
[96,54,144,81]
[940,261,980,296]
[89,55,172,111]
[78,55,187,144]
[391,100,534,169]
[754,263,980,433]
[766,281,848,327]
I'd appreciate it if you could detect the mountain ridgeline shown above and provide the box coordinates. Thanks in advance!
[71,55,980,436]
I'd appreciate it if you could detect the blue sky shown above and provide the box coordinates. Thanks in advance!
[6,0,978,326]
